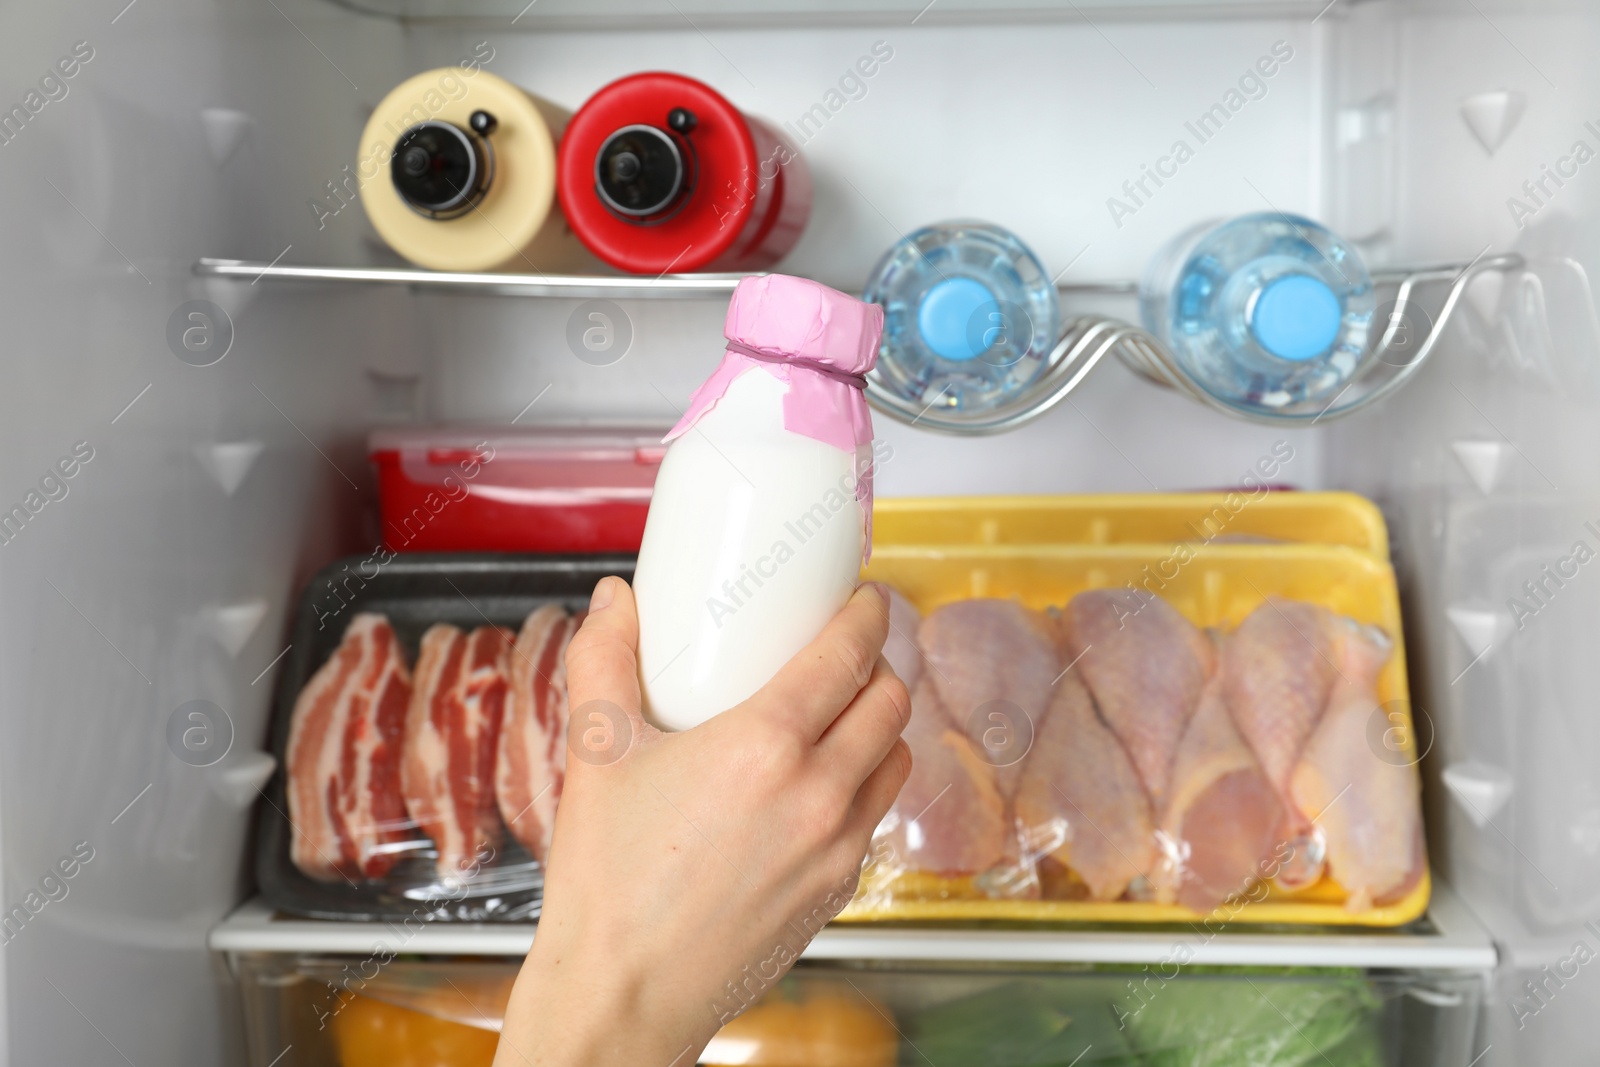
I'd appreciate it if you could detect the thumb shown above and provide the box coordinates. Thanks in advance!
[563,576,649,766]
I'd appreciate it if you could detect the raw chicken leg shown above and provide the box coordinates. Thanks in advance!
[1014,669,1156,901]
[1156,664,1285,912]
[1222,598,1365,890]
[1289,623,1422,911]
[1059,589,1214,805]
[879,678,1007,877]
[920,600,1058,797]
[1222,598,1341,795]
[882,586,924,692]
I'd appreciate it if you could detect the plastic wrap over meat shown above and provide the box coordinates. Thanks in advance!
[285,614,413,881]
[861,586,1422,917]
[496,605,579,864]
[274,589,586,919]
[403,623,515,881]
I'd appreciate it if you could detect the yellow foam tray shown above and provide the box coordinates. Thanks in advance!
[873,491,1389,559]
[842,540,1428,928]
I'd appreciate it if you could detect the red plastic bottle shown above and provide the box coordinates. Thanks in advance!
[557,72,812,274]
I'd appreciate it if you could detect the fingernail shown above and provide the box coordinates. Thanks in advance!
[590,577,616,612]
[865,581,889,607]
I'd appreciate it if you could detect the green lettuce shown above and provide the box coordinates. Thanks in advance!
[904,980,1139,1066]
[901,971,1383,1067]
[1118,973,1382,1067]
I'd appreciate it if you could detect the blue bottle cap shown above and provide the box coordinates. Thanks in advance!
[917,276,1000,362]
[1250,273,1343,362]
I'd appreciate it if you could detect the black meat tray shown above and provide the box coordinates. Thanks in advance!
[256,552,633,922]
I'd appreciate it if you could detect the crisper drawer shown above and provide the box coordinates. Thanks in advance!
[233,953,1483,1067]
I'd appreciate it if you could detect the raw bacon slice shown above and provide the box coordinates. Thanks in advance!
[402,623,514,880]
[495,605,576,864]
[285,613,412,882]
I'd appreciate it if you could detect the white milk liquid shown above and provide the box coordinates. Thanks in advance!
[634,367,868,730]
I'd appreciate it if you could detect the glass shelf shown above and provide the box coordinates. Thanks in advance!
[195,258,750,300]
[323,0,1330,28]
[194,257,1136,300]
[210,877,1496,970]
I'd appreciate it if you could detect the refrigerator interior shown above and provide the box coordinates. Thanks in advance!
[1,0,1596,1063]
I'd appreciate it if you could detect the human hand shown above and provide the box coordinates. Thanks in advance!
[494,577,911,1067]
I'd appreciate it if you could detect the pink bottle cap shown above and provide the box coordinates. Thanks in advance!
[665,274,885,560]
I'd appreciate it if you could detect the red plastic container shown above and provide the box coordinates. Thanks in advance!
[557,72,812,274]
[370,427,667,554]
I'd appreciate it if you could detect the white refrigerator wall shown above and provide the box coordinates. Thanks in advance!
[0,0,415,1064]
[1322,4,1600,1065]
[0,0,1594,1064]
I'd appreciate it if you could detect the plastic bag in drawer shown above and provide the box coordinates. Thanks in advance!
[699,976,898,1067]
[302,960,514,1066]
[331,996,500,1067]
[852,545,1428,926]
[900,973,1380,1067]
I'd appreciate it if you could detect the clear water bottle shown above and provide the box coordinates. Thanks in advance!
[864,221,1059,414]
[1138,213,1375,413]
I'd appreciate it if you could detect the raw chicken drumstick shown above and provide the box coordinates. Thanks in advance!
[1013,666,1156,901]
[879,677,1008,878]
[1155,656,1285,912]
[1059,588,1215,806]
[881,586,925,692]
[1222,598,1356,889]
[1289,621,1424,911]
[919,599,1059,798]
[1222,598,1343,792]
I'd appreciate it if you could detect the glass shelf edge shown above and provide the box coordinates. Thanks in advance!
[193,258,1140,299]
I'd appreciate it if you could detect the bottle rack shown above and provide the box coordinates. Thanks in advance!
[196,253,1525,429]
[874,253,1527,433]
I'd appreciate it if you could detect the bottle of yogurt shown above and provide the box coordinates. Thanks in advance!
[633,274,885,730]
